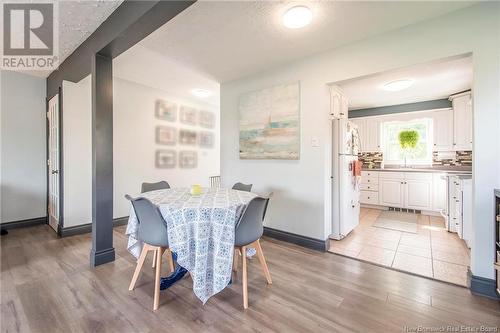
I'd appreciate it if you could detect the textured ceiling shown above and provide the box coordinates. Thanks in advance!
[26,0,123,78]
[140,1,476,83]
[338,56,473,109]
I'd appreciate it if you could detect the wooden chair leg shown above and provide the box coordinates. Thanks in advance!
[254,239,272,284]
[241,246,248,309]
[153,247,163,310]
[232,248,239,272]
[129,244,149,291]
[166,248,175,273]
[152,250,157,269]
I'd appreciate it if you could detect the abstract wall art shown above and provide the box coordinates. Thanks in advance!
[155,150,176,168]
[155,99,177,122]
[156,126,176,145]
[179,151,197,168]
[239,81,300,159]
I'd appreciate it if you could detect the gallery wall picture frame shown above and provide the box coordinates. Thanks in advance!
[155,99,177,122]
[155,150,176,169]
[179,129,197,145]
[199,110,215,129]
[156,126,176,145]
[180,106,198,125]
[198,131,214,148]
[179,151,197,168]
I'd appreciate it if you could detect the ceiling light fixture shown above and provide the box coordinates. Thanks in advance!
[382,79,414,92]
[282,6,312,29]
[191,89,211,98]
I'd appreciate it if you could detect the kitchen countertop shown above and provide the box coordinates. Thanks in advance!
[364,166,472,174]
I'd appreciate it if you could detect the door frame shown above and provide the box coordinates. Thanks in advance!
[46,87,64,235]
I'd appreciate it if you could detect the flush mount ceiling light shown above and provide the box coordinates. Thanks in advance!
[382,79,414,92]
[191,89,211,98]
[282,6,312,29]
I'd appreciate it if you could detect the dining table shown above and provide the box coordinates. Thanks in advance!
[125,187,257,304]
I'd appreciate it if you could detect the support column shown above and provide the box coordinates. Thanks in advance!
[90,53,114,267]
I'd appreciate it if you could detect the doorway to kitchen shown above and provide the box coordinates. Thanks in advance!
[328,54,473,287]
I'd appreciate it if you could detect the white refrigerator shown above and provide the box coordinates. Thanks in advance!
[331,118,361,240]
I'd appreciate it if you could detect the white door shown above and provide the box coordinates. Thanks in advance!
[433,109,454,151]
[379,179,404,207]
[47,95,60,232]
[405,179,432,210]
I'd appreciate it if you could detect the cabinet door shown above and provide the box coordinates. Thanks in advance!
[351,118,366,152]
[379,179,404,207]
[453,94,473,151]
[433,109,454,151]
[365,118,381,152]
[331,86,348,119]
[405,179,432,210]
[432,173,447,212]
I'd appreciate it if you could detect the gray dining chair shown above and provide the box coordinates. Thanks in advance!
[232,196,272,309]
[141,181,170,193]
[232,182,253,192]
[141,181,171,269]
[125,194,175,311]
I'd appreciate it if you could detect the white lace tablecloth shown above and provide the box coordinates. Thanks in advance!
[125,187,257,303]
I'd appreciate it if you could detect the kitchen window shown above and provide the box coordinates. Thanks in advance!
[381,118,433,165]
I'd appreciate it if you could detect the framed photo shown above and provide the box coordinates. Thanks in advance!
[155,126,176,145]
[155,150,176,169]
[155,99,177,122]
[179,129,197,145]
[179,151,197,169]
[180,106,197,125]
[198,131,214,148]
[199,110,215,129]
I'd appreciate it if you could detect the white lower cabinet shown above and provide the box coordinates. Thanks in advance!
[360,171,380,205]
[432,173,447,212]
[404,174,432,210]
[378,172,433,211]
[379,178,404,207]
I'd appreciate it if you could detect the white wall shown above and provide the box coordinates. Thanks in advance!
[60,75,220,224]
[220,3,500,280]
[113,77,220,218]
[62,76,92,227]
[0,71,47,223]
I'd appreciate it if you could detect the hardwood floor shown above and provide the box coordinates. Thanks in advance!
[1,224,499,333]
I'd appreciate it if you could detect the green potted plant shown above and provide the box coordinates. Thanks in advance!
[398,130,419,168]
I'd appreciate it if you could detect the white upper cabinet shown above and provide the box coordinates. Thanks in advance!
[365,117,381,152]
[350,118,366,152]
[330,86,348,119]
[432,109,454,151]
[451,92,473,151]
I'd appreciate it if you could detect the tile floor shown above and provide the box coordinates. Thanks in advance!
[328,208,471,286]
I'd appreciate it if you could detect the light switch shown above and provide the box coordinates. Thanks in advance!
[311,137,320,147]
